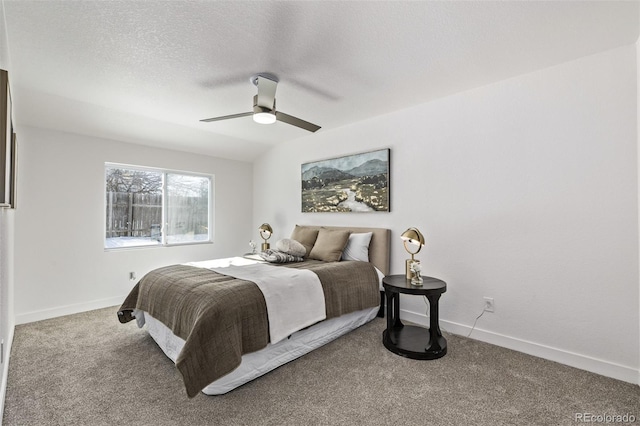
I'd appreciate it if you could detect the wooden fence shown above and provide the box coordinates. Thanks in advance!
[105,192,208,239]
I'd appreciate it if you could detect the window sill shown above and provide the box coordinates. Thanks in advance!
[104,240,213,252]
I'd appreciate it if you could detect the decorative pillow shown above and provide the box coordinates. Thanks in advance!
[259,249,304,263]
[290,225,319,257]
[308,229,351,262]
[341,232,373,262]
[275,238,306,257]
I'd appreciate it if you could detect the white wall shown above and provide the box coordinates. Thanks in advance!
[14,126,253,323]
[0,0,15,418]
[637,35,640,387]
[254,45,640,384]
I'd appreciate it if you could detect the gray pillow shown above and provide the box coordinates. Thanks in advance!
[275,238,306,257]
[308,229,351,262]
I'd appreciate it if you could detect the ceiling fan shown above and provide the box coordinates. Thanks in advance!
[200,73,321,133]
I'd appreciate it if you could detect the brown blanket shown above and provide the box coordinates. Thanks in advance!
[118,259,379,397]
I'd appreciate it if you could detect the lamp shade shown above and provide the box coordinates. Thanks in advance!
[401,227,425,253]
[259,223,273,238]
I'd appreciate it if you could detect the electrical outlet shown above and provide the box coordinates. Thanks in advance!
[484,297,495,313]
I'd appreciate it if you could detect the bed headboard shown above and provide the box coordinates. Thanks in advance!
[295,225,391,276]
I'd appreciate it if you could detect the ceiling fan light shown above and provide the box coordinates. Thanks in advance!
[253,112,276,124]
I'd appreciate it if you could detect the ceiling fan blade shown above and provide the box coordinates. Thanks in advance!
[200,112,253,123]
[256,76,278,109]
[275,112,321,133]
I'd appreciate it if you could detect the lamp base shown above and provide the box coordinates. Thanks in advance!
[261,242,270,251]
[405,259,414,279]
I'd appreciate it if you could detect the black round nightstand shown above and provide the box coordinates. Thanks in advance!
[382,275,447,360]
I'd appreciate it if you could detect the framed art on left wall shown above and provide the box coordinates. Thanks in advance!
[0,69,15,208]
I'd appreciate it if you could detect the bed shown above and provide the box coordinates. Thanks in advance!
[118,225,390,397]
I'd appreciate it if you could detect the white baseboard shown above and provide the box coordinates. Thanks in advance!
[400,308,639,386]
[0,323,14,425]
[15,296,125,325]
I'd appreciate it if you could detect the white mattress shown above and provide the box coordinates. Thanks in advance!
[141,306,379,395]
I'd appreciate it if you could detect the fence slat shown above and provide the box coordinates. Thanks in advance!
[106,192,207,239]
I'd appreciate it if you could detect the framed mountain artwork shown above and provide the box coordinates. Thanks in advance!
[301,148,390,213]
[0,69,15,208]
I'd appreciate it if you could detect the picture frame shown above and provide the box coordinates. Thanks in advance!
[9,132,16,209]
[301,148,390,213]
[0,69,15,208]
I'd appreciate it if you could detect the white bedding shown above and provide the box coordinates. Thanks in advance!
[142,306,378,395]
[186,256,385,290]
[207,261,326,344]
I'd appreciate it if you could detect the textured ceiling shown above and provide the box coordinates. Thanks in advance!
[3,1,639,161]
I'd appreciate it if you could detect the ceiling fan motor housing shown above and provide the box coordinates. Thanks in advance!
[252,95,276,124]
[253,95,275,113]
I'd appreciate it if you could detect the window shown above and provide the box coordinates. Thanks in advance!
[105,164,212,249]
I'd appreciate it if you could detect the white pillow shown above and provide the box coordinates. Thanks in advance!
[341,232,373,262]
[275,238,307,257]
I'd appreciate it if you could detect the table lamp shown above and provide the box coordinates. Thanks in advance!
[259,223,273,251]
[401,227,425,279]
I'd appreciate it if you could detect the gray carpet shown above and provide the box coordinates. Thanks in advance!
[3,307,639,426]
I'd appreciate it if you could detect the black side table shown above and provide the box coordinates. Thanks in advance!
[382,275,447,360]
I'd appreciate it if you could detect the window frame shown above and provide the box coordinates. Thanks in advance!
[104,162,214,250]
